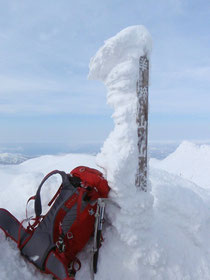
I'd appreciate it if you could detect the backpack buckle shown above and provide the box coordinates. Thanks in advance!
[67,232,74,239]
[56,236,66,253]
[88,208,95,216]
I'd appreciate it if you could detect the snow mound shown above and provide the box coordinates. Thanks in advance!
[150,141,210,189]
[149,167,210,280]
[1,153,210,279]
[0,153,97,218]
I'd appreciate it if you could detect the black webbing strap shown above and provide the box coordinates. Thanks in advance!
[35,170,70,217]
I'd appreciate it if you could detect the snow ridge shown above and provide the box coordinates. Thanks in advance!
[150,141,210,189]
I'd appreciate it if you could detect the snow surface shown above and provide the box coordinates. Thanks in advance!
[150,141,210,189]
[1,26,210,280]
[0,153,97,280]
[1,143,210,279]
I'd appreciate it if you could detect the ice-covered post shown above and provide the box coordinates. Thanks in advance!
[135,56,149,191]
[89,25,152,197]
[88,27,154,278]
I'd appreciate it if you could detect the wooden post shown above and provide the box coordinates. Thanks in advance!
[135,55,149,191]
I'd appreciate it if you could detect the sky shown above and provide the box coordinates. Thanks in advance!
[0,0,210,154]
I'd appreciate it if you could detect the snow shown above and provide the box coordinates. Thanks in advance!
[0,153,98,279]
[0,153,28,164]
[89,25,152,194]
[1,143,210,279]
[1,26,210,280]
[89,25,154,278]
[150,141,210,189]
[0,153,97,218]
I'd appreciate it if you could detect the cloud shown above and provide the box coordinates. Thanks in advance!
[150,87,210,115]
[39,28,59,42]
[0,75,63,93]
[0,0,209,144]
[0,73,109,115]
[182,67,210,82]
[155,66,210,84]
[149,62,210,116]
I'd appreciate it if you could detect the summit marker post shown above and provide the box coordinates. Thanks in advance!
[135,55,149,191]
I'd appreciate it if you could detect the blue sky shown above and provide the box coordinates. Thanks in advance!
[0,0,210,152]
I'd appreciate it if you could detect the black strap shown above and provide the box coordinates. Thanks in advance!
[69,176,82,188]
[35,170,70,217]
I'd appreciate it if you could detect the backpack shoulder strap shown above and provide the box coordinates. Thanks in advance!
[35,170,71,218]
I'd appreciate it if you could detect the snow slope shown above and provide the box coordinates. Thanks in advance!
[0,153,96,218]
[150,141,210,189]
[1,144,210,279]
[0,153,97,280]
[0,153,28,165]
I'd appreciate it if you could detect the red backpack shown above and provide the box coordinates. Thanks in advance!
[0,166,110,280]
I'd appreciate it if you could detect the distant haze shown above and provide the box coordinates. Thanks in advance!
[0,141,195,161]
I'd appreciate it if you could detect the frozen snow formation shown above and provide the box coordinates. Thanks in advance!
[89,25,152,195]
[88,26,210,280]
[89,26,156,279]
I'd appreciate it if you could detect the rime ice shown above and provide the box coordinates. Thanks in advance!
[89,25,155,279]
